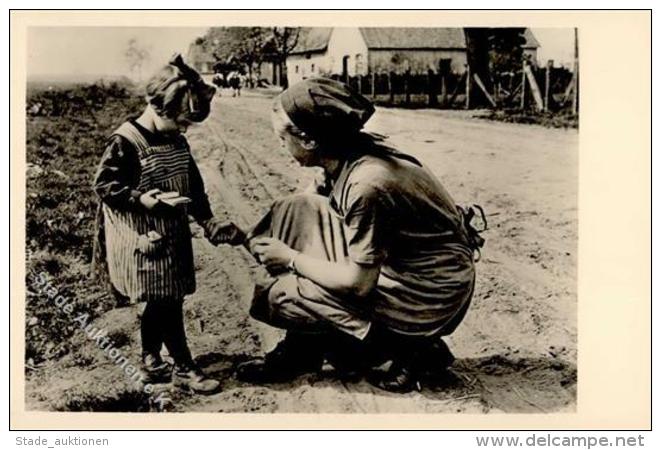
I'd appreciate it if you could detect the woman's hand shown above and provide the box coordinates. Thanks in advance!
[251,236,381,297]
[250,237,297,271]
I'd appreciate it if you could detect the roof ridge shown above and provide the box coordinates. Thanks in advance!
[287,27,539,54]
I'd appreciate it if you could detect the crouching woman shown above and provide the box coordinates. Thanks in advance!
[238,78,478,392]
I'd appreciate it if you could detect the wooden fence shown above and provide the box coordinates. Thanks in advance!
[329,61,577,112]
[496,62,576,112]
[332,71,469,109]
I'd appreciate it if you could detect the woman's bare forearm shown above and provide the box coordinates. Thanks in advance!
[292,252,379,298]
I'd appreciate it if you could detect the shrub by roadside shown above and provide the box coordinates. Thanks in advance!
[473,108,578,129]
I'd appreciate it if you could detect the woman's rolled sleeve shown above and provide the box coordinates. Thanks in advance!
[343,184,388,265]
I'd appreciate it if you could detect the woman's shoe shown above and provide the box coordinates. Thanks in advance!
[141,354,172,385]
[323,331,375,379]
[236,332,325,384]
[416,338,456,376]
[367,338,456,393]
[173,366,221,395]
[368,360,420,393]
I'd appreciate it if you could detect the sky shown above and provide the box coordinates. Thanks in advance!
[533,28,576,67]
[27,27,208,81]
[26,27,576,81]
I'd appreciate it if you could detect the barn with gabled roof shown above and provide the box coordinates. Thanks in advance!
[287,27,539,85]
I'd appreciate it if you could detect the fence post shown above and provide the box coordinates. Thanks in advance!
[544,60,552,111]
[474,73,497,108]
[572,28,579,114]
[440,74,447,107]
[404,69,411,105]
[465,64,471,109]
[524,62,544,111]
[427,69,437,107]
[371,71,376,98]
[520,60,527,109]
[571,71,578,115]
[388,71,394,104]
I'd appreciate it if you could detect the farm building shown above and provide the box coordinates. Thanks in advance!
[287,27,540,85]
[522,30,540,62]
[187,39,216,77]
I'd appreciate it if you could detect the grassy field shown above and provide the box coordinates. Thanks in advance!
[25,82,143,367]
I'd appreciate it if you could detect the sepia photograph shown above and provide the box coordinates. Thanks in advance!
[8,9,651,432]
[21,21,579,415]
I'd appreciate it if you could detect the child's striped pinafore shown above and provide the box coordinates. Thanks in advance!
[103,122,196,303]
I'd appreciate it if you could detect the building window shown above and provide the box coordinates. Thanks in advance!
[355,54,364,74]
[438,58,452,74]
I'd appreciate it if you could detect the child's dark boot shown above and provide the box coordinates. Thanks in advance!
[141,353,173,385]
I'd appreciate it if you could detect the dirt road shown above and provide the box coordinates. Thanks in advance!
[176,91,578,414]
[27,91,577,414]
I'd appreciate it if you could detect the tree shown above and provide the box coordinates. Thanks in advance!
[233,27,271,87]
[124,38,151,82]
[464,28,526,106]
[270,27,301,88]
[488,28,527,74]
[200,27,270,87]
[197,26,301,88]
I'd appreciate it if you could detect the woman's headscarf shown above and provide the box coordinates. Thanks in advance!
[279,77,374,141]
[279,77,421,166]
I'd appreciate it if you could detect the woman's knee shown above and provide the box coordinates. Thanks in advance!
[266,276,299,314]
[249,277,293,322]
[272,193,327,216]
[266,194,332,248]
[250,276,321,329]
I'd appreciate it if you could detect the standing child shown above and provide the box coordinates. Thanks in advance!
[92,54,240,395]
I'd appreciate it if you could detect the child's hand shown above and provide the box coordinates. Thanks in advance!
[203,218,246,246]
[139,189,163,210]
